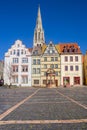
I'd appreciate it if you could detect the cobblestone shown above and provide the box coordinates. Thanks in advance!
[0,86,87,129]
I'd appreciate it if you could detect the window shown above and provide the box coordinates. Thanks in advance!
[33,59,36,65]
[50,64,54,69]
[55,57,58,61]
[33,68,36,74]
[33,50,38,55]
[13,58,19,63]
[13,50,16,55]
[65,66,68,71]
[22,76,28,84]
[51,57,54,61]
[70,66,73,71]
[37,68,40,74]
[74,77,80,85]
[34,80,39,84]
[75,56,78,61]
[65,56,68,62]
[43,80,46,84]
[10,51,12,55]
[75,66,79,71]
[44,64,47,69]
[44,57,47,61]
[37,59,40,65]
[52,50,55,53]
[44,72,46,76]
[22,66,28,72]
[21,50,23,54]
[70,56,73,61]
[63,77,70,85]
[17,44,20,47]
[55,71,58,76]
[13,76,18,83]
[12,66,18,72]
[55,64,58,68]
[17,49,20,56]
[48,50,50,54]
[22,58,28,63]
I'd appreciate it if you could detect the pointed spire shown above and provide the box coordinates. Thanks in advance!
[33,5,45,47]
[36,5,42,29]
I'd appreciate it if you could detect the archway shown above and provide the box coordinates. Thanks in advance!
[46,68,56,88]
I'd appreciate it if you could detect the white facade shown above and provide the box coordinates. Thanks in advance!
[4,40,32,87]
[61,54,83,86]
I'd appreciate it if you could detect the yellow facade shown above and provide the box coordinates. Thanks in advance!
[83,51,87,85]
[41,42,61,87]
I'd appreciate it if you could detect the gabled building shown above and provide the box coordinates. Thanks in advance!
[3,6,84,87]
[31,5,45,87]
[31,46,42,87]
[41,42,61,87]
[58,43,83,86]
[4,40,32,86]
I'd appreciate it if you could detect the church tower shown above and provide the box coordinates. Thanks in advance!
[33,6,45,47]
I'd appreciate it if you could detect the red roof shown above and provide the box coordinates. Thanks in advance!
[58,43,81,54]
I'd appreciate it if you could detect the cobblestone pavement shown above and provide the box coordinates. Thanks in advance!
[0,86,87,130]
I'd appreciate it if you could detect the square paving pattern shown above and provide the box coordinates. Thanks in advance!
[0,86,87,130]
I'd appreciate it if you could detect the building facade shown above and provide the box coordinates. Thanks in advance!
[31,46,42,87]
[4,40,32,86]
[58,43,83,86]
[41,42,61,87]
[4,6,83,87]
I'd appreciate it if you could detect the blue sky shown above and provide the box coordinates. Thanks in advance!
[0,0,87,60]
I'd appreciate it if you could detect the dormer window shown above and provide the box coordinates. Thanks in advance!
[33,50,38,55]
[64,48,67,53]
[74,48,78,52]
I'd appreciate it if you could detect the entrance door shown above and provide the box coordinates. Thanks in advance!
[74,77,80,85]
[55,80,58,87]
[63,77,70,86]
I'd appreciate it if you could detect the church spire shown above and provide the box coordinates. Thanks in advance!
[36,5,42,29]
[33,5,45,47]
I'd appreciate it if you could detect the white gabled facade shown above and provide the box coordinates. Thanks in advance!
[4,40,32,87]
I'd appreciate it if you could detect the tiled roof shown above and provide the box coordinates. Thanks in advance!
[57,43,81,54]
[32,46,42,55]
[55,45,60,53]
[28,48,33,53]
[41,43,47,54]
